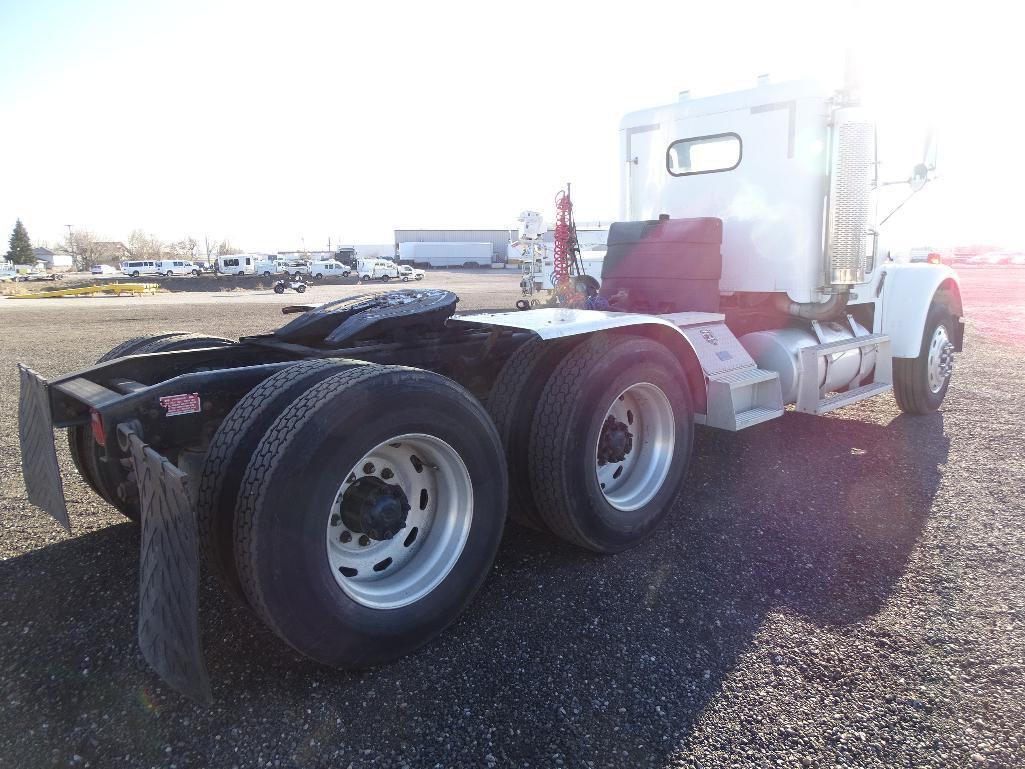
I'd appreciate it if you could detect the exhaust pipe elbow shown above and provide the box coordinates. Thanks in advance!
[774,291,849,321]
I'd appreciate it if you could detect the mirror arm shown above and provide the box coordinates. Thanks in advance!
[878,181,930,226]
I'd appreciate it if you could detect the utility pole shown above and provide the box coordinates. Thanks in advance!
[65,224,75,266]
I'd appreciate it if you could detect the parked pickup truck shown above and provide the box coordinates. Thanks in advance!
[397,265,425,281]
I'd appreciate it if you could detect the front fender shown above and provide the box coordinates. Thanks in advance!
[879,263,963,358]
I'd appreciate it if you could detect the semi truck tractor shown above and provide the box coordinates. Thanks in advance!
[16,77,961,702]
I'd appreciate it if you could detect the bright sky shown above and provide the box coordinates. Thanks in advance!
[1,0,1021,253]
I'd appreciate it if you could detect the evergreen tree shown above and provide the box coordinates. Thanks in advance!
[5,219,35,265]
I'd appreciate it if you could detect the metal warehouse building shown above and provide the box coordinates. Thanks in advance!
[394,229,515,264]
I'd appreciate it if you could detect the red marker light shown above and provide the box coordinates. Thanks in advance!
[90,410,106,446]
[928,253,941,264]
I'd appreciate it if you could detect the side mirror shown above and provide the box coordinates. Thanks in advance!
[910,162,930,191]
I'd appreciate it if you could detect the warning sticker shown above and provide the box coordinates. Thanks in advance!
[159,393,201,416]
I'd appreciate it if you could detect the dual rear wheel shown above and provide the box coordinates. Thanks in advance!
[489,333,694,552]
[205,334,689,668]
[201,362,507,667]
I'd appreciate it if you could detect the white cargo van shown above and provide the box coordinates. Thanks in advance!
[357,258,398,281]
[157,260,201,276]
[216,255,256,275]
[121,260,162,277]
[302,260,351,279]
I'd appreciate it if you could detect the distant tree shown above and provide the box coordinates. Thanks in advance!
[170,236,198,260]
[127,229,165,261]
[5,219,35,265]
[63,229,106,270]
[215,240,242,256]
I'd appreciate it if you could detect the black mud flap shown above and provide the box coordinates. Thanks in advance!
[17,365,70,532]
[122,427,213,704]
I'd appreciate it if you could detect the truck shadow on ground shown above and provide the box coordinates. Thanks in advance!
[0,408,948,767]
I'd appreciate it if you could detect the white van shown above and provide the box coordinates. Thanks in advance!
[216,254,256,275]
[357,258,398,281]
[157,260,201,276]
[121,260,162,277]
[302,260,351,279]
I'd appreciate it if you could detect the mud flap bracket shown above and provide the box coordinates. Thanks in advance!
[120,424,212,704]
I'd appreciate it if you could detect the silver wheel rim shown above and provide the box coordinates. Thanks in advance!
[325,433,473,609]
[595,382,675,512]
[927,324,953,394]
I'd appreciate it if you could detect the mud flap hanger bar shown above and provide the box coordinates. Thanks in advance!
[116,422,213,704]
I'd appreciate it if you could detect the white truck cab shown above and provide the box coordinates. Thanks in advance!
[466,76,961,424]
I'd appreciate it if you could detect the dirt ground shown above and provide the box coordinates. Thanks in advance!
[0,267,1023,768]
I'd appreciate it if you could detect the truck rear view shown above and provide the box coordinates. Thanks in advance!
[14,76,961,703]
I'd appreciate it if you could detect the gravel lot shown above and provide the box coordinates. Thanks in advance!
[1,267,1023,768]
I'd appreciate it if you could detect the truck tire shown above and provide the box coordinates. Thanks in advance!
[894,302,956,414]
[528,333,694,553]
[234,365,507,668]
[131,270,140,277]
[485,336,580,532]
[196,359,363,605]
[67,333,233,521]
[273,283,285,294]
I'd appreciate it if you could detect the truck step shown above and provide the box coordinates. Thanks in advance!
[699,367,784,431]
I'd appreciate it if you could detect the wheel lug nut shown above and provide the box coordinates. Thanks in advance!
[340,530,351,543]
[363,463,375,475]
[359,534,370,547]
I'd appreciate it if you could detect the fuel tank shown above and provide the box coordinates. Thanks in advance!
[740,319,877,405]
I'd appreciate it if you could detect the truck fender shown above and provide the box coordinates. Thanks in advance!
[454,308,722,413]
[878,263,963,358]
